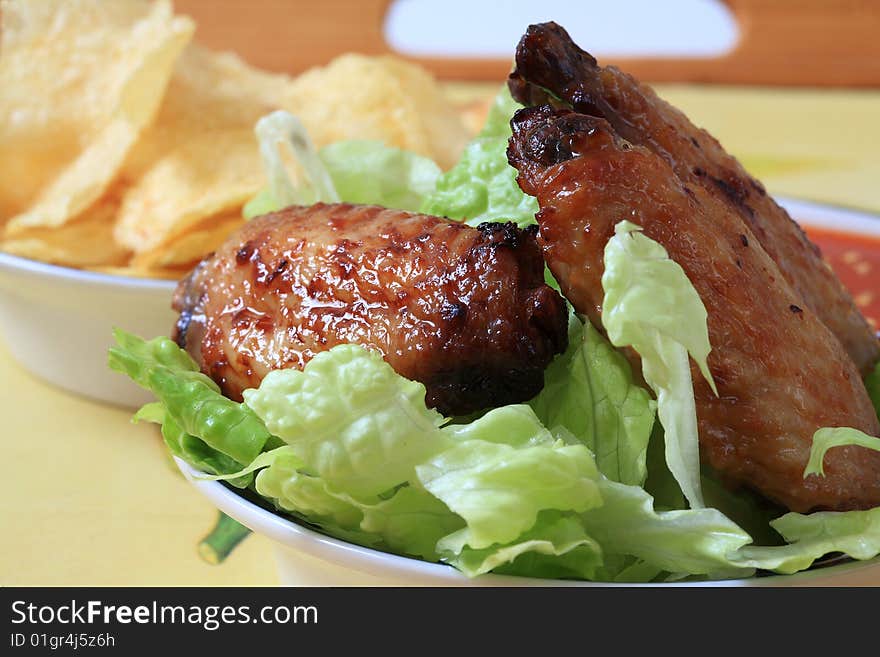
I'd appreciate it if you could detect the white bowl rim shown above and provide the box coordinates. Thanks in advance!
[178,458,880,587]
[0,250,176,291]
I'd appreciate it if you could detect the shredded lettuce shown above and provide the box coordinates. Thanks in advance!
[419,434,601,550]
[254,110,339,208]
[243,345,449,498]
[448,511,603,579]
[582,477,756,578]
[108,329,271,468]
[319,140,441,212]
[420,86,538,227]
[531,312,657,487]
[804,426,880,476]
[865,362,880,418]
[602,221,717,509]
[220,346,606,567]
[244,111,441,219]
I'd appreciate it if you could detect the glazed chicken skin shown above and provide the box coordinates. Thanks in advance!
[173,202,568,416]
[508,105,880,512]
[508,22,880,375]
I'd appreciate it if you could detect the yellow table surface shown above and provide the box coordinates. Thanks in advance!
[2,85,880,586]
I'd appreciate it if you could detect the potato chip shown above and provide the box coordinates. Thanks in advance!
[113,45,295,253]
[285,54,470,170]
[0,0,193,231]
[1,0,473,275]
[113,46,473,256]
[1,194,130,267]
[129,211,244,270]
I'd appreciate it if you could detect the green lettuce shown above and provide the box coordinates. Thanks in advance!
[442,403,556,447]
[582,477,755,578]
[254,110,340,208]
[242,344,449,498]
[356,487,465,560]
[112,329,880,581]
[244,111,441,219]
[601,221,717,509]
[734,506,880,574]
[580,474,880,579]
[108,330,271,468]
[419,436,601,550]
[420,86,538,227]
[320,140,441,212]
[254,449,461,560]
[805,426,880,476]
[449,511,603,579]
[237,346,606,567]
[531,312,657,487]
[864,362,880,417]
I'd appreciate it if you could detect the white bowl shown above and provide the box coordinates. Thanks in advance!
[174,197,880,586]
[0,253,177,408]
[3,197,879,582]
[177,458,880,586]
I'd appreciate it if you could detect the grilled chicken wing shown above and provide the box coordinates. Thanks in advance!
[173,202,568,416]
[508,22,880,375]
[508,105,880,512]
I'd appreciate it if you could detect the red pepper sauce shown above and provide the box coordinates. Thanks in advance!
[806,226,880,333]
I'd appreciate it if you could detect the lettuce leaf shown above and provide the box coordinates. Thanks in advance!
[420,86,538,227]
[242,344,450,498]
[442,403,555,448]
[254,110,339,208]
[582,477,755,578]
[245,112,441,218]
[732,506,880,574]
[108,329,271,467]
[253,447,363,527]
[863,361,880,418]
[357,487,465,561]
[239,348,604,565]
[601,221,717,509]
[580,455,880,578]
[804,426,880,477]
[531,313,656,486]
[319,140,441,212]
[253,448,461,560]
[112,329,880,582]
[448,511,603,579]
[419,436,601,551]
[135,403,253,488]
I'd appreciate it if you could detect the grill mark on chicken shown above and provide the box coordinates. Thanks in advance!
[508,21,879,375]
[508,105,880,512]
[172,203,568,416]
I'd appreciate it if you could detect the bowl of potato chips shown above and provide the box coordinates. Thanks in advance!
[0,0,471,407]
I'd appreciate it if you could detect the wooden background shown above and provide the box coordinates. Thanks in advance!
[174,0,880,86]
